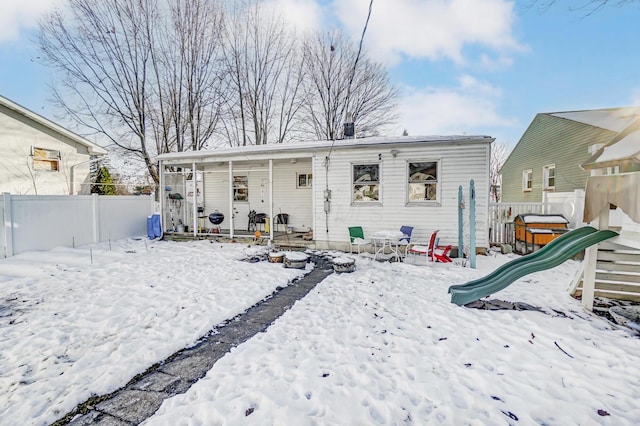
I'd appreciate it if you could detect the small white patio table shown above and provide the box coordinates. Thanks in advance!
[371,230,407,262]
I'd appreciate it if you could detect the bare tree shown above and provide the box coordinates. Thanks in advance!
[527,0,639,14]
[301,31,398,140]
[39,0,227,185]
[490,141,510,202]
[149,0,227,152]
[221,1,305,146]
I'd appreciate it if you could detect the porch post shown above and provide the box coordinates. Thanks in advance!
[158,161,164,234]
[269,159,274,241]
[312,155,316,242]
[228,161,234,239]
[192,162,197,237]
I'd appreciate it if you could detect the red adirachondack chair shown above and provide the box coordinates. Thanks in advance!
[407,230,453,264]
[433,244,453,263]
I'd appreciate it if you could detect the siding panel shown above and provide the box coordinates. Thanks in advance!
[313,142,490,250]
[501,114,615,203]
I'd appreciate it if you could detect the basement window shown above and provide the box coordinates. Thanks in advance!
[32,147,60,172]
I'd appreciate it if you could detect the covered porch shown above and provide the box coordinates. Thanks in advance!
[158,149,315,244]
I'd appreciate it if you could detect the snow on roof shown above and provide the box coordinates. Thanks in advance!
[581,116,640,170]
[550,106,640,133]
[517,214,569,224]
[156,134,494,162]
[596,132,640,163]
[527,228,569,234]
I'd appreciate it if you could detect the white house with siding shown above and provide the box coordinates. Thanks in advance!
[0,94,107,195]
[156,135,494,252]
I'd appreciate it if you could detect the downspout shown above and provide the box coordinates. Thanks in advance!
[269,159,274,242]
[324,155,331,235]
[69,157,103,195]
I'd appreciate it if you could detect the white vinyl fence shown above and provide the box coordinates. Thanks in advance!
[489,190,586,245]
[1,193,155,257]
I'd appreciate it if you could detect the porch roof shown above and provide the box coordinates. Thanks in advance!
[156,135,494,165]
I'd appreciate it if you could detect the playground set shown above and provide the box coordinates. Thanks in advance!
[450,153,639,335]
[450,180,616,304]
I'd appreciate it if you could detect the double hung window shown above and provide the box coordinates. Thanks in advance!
[543,164,555,191]
[352,164,380,202]
[408,161,439,203]
[522,169,533,192]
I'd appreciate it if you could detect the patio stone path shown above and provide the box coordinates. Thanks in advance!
[58,255,334,426]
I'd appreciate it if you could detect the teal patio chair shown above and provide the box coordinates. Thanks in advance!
[348,226,372,254]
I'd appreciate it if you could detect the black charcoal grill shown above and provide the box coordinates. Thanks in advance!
[208,211,224,233]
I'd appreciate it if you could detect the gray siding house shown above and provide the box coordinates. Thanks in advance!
[156,135,494,252]
[500,107,640,203]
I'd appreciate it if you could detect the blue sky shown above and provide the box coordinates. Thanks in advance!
[1,0,640,149]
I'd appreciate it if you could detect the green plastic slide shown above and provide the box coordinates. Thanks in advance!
[448,226,618,306]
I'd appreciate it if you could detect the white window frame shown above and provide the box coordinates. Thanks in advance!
[352,163,381,204]
[233,175,248,202]
[406,160,441,205]
[32,146,61,172]
[296,173,312,188]
[522,169,533,192]
[543,164,556,191]
[603,165,620,175]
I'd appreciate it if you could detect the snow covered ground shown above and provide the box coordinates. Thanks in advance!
[1,238,639,425]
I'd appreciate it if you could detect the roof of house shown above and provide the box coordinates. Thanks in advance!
[500,106,640,176]
[581,116,640,170]
[549,106,640,133]
[156,134,494,162]
[0,94,107,155]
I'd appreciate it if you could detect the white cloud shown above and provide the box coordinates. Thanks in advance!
[0,0,61,44]
[262,0,324,34]
[332,0,524,67]
[396,75,517,137]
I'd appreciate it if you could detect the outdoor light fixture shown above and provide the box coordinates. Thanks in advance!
[391,149,399,158]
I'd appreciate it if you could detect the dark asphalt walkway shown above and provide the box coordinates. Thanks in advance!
[56,255,334,426]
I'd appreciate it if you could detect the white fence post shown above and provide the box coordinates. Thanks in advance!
[2,193,13,258]
[92,193,100,243]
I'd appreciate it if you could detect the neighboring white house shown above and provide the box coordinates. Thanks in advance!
[0,94,107,195]
[156,135,494,252]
